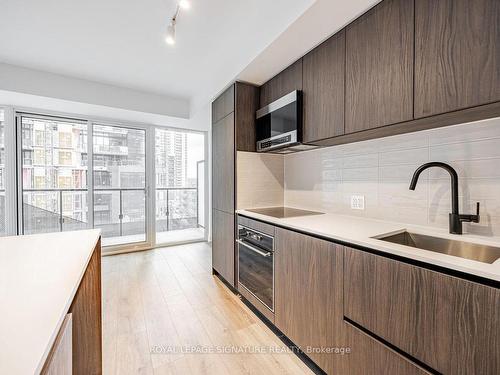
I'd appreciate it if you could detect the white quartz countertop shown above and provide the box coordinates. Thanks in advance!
[0,229,101,375]
[236,209,500,283]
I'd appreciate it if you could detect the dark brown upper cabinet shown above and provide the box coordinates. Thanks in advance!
[414,0,500,118]
[212,85,234,124]
[235,82,259,152]
[260,59,303,108]
[345,0,414,133]
[303,30,346,143]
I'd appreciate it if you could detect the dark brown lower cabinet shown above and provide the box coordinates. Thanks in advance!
[344,247,500,374]
[69,239,102,375]
[274,228,344,374]
[342,323,431,375]
[212,209,235,286]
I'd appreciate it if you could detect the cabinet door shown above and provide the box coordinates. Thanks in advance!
[260,59,303,107]
[303,30,345,143]
[212,113,234,213]
[69,241,102,375]
[342,323,431,375]
[415,0,500,117]
[344,247,500,374]
[212,85,234,124]
[42,314,72,375]
[212,209,234,286]
[345,0,414,133]
[275,229,343,374]
[235,82,259,152]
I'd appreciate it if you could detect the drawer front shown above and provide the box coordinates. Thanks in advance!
[237,215,275,237]
[342,322,431,375]
[344,247,500,374]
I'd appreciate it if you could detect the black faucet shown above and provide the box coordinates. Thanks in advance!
[409,162,480,234]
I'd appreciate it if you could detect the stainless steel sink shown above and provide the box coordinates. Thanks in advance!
[375,231,500,264]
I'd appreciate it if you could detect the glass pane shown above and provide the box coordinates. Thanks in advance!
[93,124,146,246]
[20,116,89,235]
[155,129,204,244]
[0,110,5,236]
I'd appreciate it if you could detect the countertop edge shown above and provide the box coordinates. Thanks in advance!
[236,210,500,285]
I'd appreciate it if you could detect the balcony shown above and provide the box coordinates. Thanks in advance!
[20,187,203,246]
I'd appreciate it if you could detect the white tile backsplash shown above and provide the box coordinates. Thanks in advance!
[237,151,284,209]
[284,117,500,236]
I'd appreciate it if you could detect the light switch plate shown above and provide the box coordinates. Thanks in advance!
[351,195,365,210]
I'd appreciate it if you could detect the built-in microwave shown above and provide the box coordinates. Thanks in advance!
[256,90,318,154]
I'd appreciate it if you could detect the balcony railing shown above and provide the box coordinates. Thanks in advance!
[156,187,199,232]
[19,187,200,242]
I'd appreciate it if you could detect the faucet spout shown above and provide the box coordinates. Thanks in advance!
[409,162,479,234]
[409,162,459,215]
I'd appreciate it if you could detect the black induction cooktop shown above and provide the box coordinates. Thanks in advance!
[245,206,323,219]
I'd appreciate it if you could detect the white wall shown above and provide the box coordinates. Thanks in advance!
[284,117,500,237]
[0,63,190,119]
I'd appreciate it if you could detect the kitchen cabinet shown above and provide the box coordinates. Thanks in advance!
[259,59,303,108]
[211,82,259,286]
[414,0,500,118]
[212,85,234,124]
[69,238,102,375]
[274,228,344,374]
[345,0,414,133]
[303,30,345,143]
[212,113,234,214]
[212,209,235,285]
[235,83,260,152]
[41,314,72,375]
[0,231,102,375]
[342,323,431,375]
[344,247,500,374]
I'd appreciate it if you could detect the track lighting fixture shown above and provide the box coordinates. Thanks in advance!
[165,1,191,46]
[179,0,190,10]
[165,19,176,45]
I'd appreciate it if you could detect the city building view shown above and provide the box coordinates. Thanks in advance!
[155,128,205,244]
[7,113,205,246]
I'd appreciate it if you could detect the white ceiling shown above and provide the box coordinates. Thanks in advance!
[238,0,381,85]
[0,0,315,114]
[0,0,381,121]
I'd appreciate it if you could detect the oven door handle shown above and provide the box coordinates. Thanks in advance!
[236,239,272,257]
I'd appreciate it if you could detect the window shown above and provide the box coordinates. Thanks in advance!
[58,151,72,166]
[34,129,45,147]
[21,115,89,234]
[58,131,72,148]
[2,109,207,247]
[154,128,205,244]
[34,149,45,165]
[93,124,146,246]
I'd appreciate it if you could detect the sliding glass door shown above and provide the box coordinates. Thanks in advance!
[18,114,89,234]
[154,128,205,245]
[93,124,147,247]
[8,109,206,250]
[0,110,5,236]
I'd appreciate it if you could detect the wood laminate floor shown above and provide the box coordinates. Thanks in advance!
[102,242,313,374]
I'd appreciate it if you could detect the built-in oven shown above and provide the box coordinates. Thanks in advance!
[237,225,274,312]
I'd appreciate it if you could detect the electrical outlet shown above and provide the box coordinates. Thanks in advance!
[350,195,365,210]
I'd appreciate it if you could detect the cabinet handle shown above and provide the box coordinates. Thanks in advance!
[236,239,272,257]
